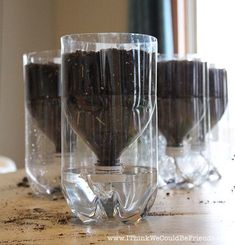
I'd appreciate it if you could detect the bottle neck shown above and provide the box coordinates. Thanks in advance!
[166,144,190,157]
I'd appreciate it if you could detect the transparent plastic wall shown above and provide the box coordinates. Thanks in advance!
[206,65,229,181]
[157,55,211,188]
[23,50,62,198]
[61,33,158,224]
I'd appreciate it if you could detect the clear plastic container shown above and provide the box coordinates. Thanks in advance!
[157,54,210,188]
[23,50,62,198]
[207,65,229,181]
[61,33,158,224]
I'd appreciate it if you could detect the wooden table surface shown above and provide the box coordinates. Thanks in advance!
[0,162,235,245]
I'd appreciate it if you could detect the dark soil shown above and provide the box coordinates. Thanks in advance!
[25,63,61,152]
[62,48,156,166]
[17,177,29,188]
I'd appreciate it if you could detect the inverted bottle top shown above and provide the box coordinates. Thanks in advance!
[23,50,61,100]
[157,55,207,98]
[209,67,228,98]
[62,48,156,97]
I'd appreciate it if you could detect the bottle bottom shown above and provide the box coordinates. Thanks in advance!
[28,179,62,199]
[159,149,211,189]
[62,165,157,224]
[26,154,62,199]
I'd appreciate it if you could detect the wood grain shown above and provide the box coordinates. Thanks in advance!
[0,163,235,245]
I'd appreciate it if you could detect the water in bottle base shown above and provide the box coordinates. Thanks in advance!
[62,165,157,224]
